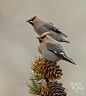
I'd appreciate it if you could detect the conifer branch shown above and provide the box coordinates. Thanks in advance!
[25,56,67,95]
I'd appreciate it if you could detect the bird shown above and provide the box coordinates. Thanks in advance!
[36,32,78,66]
[26,15,72,44]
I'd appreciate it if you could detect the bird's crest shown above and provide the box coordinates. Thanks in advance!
[29,16,37,21]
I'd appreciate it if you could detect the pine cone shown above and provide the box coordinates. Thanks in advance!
[32,56,43,74]
[41,84,49,96]
[39,62,63,81]
[41,81,67,96]
[47,81,67,96]
[32,56,63,81]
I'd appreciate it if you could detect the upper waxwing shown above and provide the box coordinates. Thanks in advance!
[26,15,72,44]
[36,32,78,66]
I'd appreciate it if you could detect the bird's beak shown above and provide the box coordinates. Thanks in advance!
[36,37,42,43]
[26,20,33,25]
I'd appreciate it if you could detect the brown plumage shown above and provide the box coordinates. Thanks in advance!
[36,32,78,66]
[26,15,72,44]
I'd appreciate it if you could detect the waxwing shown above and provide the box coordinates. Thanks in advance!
[36,32,78,66]
[26,15,72,44]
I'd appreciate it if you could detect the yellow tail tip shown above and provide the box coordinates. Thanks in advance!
[69,42,72,44]
[75,64,78,67]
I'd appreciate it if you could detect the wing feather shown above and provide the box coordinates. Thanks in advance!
[43,22,67,38]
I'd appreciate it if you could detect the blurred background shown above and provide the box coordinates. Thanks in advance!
[0,0,86,96]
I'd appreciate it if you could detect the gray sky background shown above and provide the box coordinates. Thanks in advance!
[0,0,86,96]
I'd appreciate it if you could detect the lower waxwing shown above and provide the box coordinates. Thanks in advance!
[36,32,78,66]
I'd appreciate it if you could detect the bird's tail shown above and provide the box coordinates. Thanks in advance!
[64,40,72,44]
[63,57,78,67]
[69,58,78,67]
[60,31,68,38]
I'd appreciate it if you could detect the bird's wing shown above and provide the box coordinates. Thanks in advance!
[43,22,67,38]
[46,42,69,59]
[46,42,78,66]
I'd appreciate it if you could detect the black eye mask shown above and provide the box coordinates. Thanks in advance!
[41,35,46,39]
[36,37,42,43]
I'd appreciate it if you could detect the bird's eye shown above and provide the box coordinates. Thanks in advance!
[41,35,46,39]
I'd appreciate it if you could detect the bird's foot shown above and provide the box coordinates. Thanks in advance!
[50,61,57,65]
